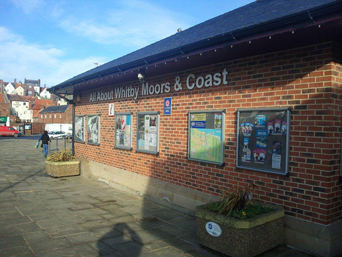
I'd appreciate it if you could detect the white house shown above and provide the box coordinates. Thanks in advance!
[15,85,25,96]
[40,87,51,99]
[4,83,16,94]
[8,95,33,122]
[34,85,40,95]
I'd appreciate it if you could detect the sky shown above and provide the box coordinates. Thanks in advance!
[0,0,254,87]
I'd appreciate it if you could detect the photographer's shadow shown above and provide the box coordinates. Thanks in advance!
[96,222,142,257]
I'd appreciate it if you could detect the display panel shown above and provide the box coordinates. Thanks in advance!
[75,116,85,143]
[188,110,225,166]
[87,115,100,145]
[236,108,290,175]
[115,112,132,150]
[136,112,159,155]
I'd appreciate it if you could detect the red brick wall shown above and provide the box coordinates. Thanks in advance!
[75,42,342,225]
[37,105,72,124]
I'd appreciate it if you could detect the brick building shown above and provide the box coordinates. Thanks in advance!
[36,105,72,124]
[49,1,342,256]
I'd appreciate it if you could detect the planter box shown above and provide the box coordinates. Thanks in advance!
[196,202,284,257]
[45,160,80,178]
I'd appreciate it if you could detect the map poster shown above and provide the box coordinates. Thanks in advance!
[188,111,225,165]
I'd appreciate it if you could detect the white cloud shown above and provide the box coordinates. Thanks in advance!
[57,0,191,48]
[0,26,107,87]
[10,0,45,14]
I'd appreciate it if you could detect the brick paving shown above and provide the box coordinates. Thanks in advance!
[0,139,313,257]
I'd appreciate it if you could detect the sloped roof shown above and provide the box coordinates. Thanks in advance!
[31,103,42,110]
[35,99,54,106]
[51,0,342,90]
[7,94,29,102]
[39,105,68,114]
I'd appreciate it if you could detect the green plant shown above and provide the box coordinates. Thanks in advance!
[47,149,75,162]
[207,183,274,219]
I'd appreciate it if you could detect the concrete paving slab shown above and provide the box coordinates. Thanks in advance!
[66,232,100,244]
[110,241,152,256]
[35,244,100,257]
[0,245,34,257]
[44,224,88,238]
[23,231,73,254]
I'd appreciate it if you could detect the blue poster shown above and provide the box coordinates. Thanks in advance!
[164,97,172,115]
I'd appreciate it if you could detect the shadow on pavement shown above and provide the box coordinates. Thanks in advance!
[96,223,142,256]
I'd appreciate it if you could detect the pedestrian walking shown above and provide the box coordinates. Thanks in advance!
[38,130,50,158]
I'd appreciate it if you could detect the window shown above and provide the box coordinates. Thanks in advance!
[45,115,47,118]
[41,115,43,118]
[54,114,56,118]
[87,115,100,145]
[188,110,225,166]
[49,114,51,118]
[60,114,62,118]
[136,112,159,155]
[236,107,290,175]
[75,116,85,143]
[115,113,133,150]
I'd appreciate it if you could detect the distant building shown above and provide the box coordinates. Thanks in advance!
[37,105,72,124]
[15,84,25,96]
[7,95,32,122]
[40,87,51,99]
[24,79,40,97]
[4,82,16,94]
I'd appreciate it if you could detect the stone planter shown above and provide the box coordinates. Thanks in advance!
[45,160,80,178]
[196,202,284,257]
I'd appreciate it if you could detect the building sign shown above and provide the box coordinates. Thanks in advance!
[108,103,115,116]
[188,110,225,166]
[164,97,172,115]
[236,108,290,175]
[89,68,228,102]
[0,116,7,123]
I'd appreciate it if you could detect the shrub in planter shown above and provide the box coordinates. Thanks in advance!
[196,184,284,257]
[45,150,80,177]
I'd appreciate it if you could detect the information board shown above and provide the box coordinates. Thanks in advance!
[75,116,85,143]
[188,110,225,166]
[236,108,290,175]
[115,112,132,150]
[136,112,159,155]
[87,115,100,145]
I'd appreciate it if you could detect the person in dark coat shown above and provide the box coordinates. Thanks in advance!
[38,131,50,158]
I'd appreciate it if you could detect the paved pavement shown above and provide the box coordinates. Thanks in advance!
[0,139,313,257]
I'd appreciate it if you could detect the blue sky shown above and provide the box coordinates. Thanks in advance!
[0,0,253,87]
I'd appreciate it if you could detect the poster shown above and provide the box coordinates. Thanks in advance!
[75,116,85,142]
[87,115,100,145]
[237,108,290,175]
[115,113,131,149]
[188,111,225,165]
[137,113,159,154]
